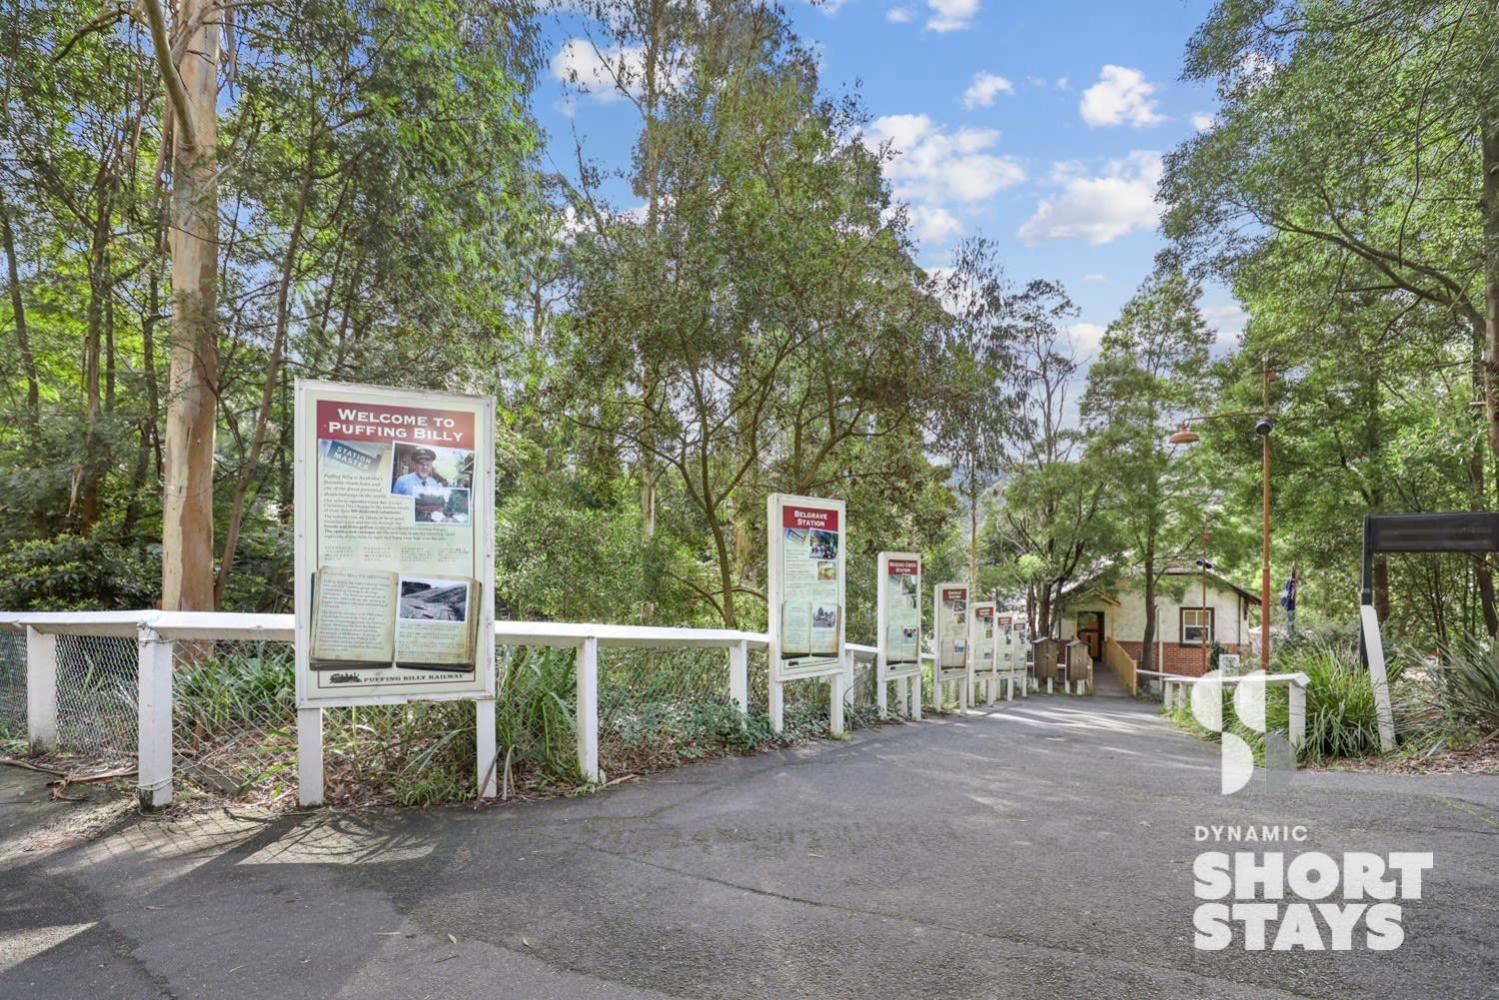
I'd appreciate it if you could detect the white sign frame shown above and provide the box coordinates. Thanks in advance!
[876,552,922,720]
[767,493,848,734]
[293,379,497,710]
[932,582,970,711]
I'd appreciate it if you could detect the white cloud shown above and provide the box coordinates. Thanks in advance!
[1202,303,1248,347]
[887,7,914,22]
[1067,323,1108,358]
[1080,65,1165,127]
[1016,150,1163,245]
[962,72,1014,109]
[864,113,1026,205]
[1191,112,1217,133]
[911,205,965,243]
[927,0,979,33]
[551,38,687,104]
[1026,75,1047,88]
[1055,76,1070,90]
[1236,51,1277,90]
[1082,273,1106,282]
[551,38,641,103]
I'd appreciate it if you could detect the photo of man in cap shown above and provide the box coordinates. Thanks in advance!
[391,446,448,496]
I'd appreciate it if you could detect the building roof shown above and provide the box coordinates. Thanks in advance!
[1061,557,1262,606]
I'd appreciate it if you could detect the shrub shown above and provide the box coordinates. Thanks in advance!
[1428,634,1499,736]
[1167,634,1396,764]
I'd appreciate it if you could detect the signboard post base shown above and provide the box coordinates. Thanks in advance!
[1359,604,1397,751]
[728,640,748,714]
[476,698,497,799]
[297,707,324,807]
[829,671,845,736]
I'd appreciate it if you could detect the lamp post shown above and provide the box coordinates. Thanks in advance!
[1168,354,1275,672]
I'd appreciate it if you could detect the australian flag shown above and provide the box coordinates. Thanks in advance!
[1280,566,1297,632]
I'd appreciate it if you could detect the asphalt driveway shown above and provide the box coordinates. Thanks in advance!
[1,694,1495,999]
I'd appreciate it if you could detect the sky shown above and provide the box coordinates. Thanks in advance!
[534,0,1246,370]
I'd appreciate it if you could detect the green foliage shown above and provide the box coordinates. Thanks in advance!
[1080,269,1216,667]
[495,477,650,623]
[1159,0,1499,650]
[1423,634,1499,738]
[1267,639,1394,763]
[0,535,157,610]
[496,646,583,787]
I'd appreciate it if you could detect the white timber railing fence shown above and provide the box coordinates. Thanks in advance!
[1139,668,1309,754]
[1,611,920,809]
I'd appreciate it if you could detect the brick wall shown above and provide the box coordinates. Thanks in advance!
[1115,641,1251,678]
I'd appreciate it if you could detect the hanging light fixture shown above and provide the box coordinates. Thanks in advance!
[1169,422,1200,445]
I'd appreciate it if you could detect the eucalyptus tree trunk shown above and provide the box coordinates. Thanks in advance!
[1482,113,1499,479]
[149,0,219,612]
[0,201,37,424]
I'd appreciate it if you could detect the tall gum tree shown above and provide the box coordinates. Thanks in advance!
[145,0,219,612]
[1082,269,1214,672]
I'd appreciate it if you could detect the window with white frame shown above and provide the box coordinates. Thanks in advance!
[1180,607,1214,644]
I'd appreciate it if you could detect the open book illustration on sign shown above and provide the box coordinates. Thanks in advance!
[310,567,482,671]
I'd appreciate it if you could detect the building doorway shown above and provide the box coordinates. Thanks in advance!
[1076,611,1104,661]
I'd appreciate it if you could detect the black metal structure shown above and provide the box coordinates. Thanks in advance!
[1361,512,1499,604]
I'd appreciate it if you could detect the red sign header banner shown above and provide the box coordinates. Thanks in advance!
[941,587,967,602]
[317,399,476,448]
[976,605,994,620]
[783,506,839,531]
[887,559,919,576]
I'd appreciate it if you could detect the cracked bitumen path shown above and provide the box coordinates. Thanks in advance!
[1,694,1496,999]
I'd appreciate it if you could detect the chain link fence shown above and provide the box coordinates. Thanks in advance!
[1,632,140,773]
[172,639,297,806]
[0,631,26,747]
[52,635,139,768]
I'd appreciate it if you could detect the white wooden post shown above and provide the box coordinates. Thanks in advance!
[1359,604,1396,752]
[297,707,324,807]
[769,677,784,733]
[136,626,174,809]
[1288,680,1306,752]
[876,656,888,719]
[728,640,748,714]
[909,673,921,720]
[841,648,855,715]
[25,626,57,752]
[576,637,600,782]
[829,672,845,736]
[476,698,497,800]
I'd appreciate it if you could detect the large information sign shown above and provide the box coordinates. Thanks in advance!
[877,552,922,676]
[971,601,996,701]
[935,584,969,670]
[933,582,970,710]
[294,380,496,707]
[768,494,846,680]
